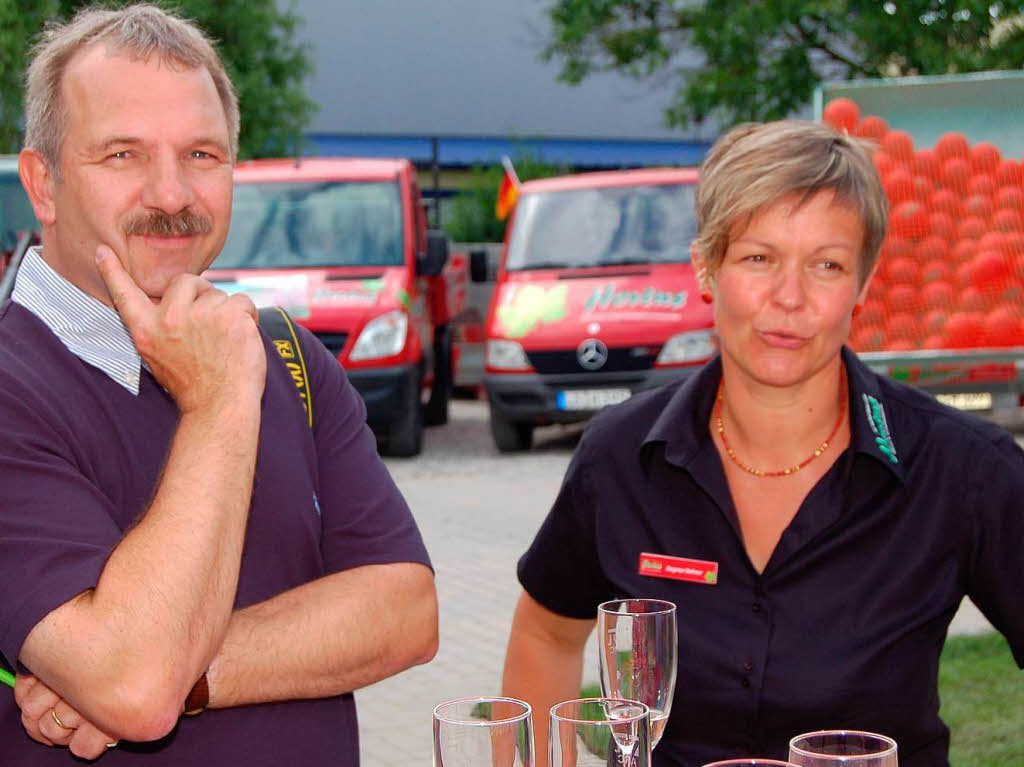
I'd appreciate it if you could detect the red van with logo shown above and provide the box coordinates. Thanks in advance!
[206,158,457,457]
[474,167,715,451]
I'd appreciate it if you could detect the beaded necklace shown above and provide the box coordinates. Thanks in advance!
[715,369,848,478]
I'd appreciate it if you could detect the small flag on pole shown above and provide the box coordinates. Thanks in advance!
[495,156,520,221]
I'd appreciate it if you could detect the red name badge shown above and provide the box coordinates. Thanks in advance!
[638,552,719,585]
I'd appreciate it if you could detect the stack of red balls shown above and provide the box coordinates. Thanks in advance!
[823,97,1024,351]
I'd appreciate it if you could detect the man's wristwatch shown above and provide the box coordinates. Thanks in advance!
[183,672,209,716]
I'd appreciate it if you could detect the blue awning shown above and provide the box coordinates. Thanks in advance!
[304,134,709,169]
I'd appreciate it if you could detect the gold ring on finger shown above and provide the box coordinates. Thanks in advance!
[50,708,70,729]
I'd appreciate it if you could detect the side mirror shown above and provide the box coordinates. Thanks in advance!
[417,230,449,277]
[469,249,490,283]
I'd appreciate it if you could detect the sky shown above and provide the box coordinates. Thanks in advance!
[293,0,713,141]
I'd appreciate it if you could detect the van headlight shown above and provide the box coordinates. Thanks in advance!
[487,339,531,370]
[351,310,408,360]
[656,330,715,365]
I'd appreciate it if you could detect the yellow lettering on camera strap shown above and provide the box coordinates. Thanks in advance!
[258,306,313,429]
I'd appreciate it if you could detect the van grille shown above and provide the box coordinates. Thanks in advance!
[314,332,349,357]
[526,347,659,375]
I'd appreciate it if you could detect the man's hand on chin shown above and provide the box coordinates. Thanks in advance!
[94,243,266,411]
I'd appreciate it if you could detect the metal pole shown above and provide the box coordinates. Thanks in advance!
[431,136,441,228]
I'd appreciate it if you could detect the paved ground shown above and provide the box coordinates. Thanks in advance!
[356,398,1010,767]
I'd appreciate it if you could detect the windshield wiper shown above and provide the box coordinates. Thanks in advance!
[510,261,573,271]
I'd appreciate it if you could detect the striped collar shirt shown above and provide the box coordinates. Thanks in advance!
[11,246,142,394]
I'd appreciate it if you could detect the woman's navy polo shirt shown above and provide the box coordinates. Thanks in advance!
[518,347,1023,767]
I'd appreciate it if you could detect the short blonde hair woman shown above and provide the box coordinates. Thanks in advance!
[503,120,1024,767]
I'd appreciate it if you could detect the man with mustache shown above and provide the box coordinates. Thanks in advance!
[0,4,437,764]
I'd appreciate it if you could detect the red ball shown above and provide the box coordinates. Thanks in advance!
[993,208,1024,232]
[959,285,993,313]
[935,132,971,164]
[913,149,940,180]
[956,217,988,241]
[994,185,1024,210]
[963,194,994,221]
[944,311,984,348]
[883,168,916,205]
[970,142,1002,175]
[921,258,952,283]
[970,250,1013,289]
[967,174,997,198]
[913,175,935,200]
[858,299,887,327]
[914,236,949,263]
[922,308,948,333]
[882,130,915,163]
[889,200,930,240]
[887,313,919,341]
[982,305,1024,347]
[874,152,896,178]
[922,280,955,309]
[941,158,972,190]
[887,283,921,312]
[952,240,976,266]
[928,211,956,241]
[996,159,1024,187]
[929,189,962,218]
[886,256,920,285]
[854,115,889,141]
[978,231,1010,254]
[823,98,861,133]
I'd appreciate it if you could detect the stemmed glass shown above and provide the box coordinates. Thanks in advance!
[788,730,898,767]
[433,697,534,767]
[550,698,651,767]
[597,598,677,748]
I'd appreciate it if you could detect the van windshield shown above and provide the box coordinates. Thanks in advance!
[505,183,696,271]
[214,180,404,269]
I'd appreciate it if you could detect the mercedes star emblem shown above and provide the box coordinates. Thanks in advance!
[577,338,609,371]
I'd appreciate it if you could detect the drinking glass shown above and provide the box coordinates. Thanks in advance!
[597,598,677,748]
[550,698,650,767]
[433,696,534,767]
[788,730,898,767]
[703,761,801,767]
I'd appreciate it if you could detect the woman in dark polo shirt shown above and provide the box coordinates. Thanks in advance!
[502,120,1024,767]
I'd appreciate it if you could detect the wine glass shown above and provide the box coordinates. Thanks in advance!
[703,761,801,767]
[550,698,650,767]
[788,730,898,767]
[433,696,534,767]
[597,598,677,748]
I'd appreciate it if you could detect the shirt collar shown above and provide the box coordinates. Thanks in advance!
[842,345,906,482]
[641,348,906,483]
[11,246,142,394]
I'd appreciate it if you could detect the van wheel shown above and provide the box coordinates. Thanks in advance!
[423,325,451,427]
[490,409,533,452]
[387,372,423,457]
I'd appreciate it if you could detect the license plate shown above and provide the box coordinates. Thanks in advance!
[935,392,993,411]
[557,388,631,411]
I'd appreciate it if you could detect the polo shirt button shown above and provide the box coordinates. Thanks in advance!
[742,677,751,688]
[743,661,753,672]
[752,602,762,613]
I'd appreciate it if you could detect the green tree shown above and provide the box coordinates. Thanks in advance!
[0,0,316,158]
[444,154,570,243]
[543,1,1024,129]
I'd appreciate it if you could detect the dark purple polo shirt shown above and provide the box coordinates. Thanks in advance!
[519,347,1023,767]
[0,300,431,765]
